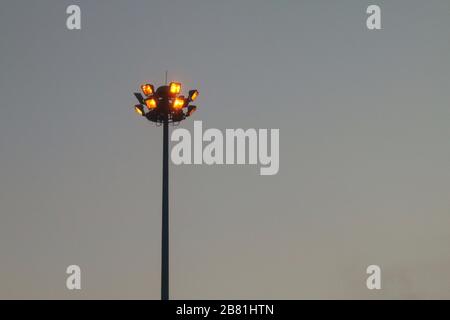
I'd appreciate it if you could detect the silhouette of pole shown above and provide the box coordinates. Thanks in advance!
[161,115,169,300]
[132,80,199,301]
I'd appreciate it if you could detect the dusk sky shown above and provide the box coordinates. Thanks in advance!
[1,0,449,299]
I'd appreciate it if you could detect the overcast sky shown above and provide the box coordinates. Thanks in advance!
[0,0,449,299]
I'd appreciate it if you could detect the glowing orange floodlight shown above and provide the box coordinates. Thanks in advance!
[134,105,145,116]
[145,98,157,109]
[141,84,154,96]
[133,81,199,124]
[173,96,185,110]
[188,90,199,102]
[169,82,182,95]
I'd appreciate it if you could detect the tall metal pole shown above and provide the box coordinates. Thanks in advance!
[161,116,169,300]
[133,77,197,300]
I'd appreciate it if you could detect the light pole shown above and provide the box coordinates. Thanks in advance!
[132,81,199,300]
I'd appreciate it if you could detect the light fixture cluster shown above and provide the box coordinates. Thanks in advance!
[133,82,199,123]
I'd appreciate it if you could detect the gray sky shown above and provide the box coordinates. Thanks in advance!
[0,0,450,299]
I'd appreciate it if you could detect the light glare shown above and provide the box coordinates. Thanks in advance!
[134,105,144,116]
[169,82,182,95]
[173,97,185,110]
[145,98,157,109]
[141,84,154,96]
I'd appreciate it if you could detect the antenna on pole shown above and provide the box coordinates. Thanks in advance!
[165,70,168,85]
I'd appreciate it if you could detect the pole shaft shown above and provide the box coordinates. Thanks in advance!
[161,118,169,300]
